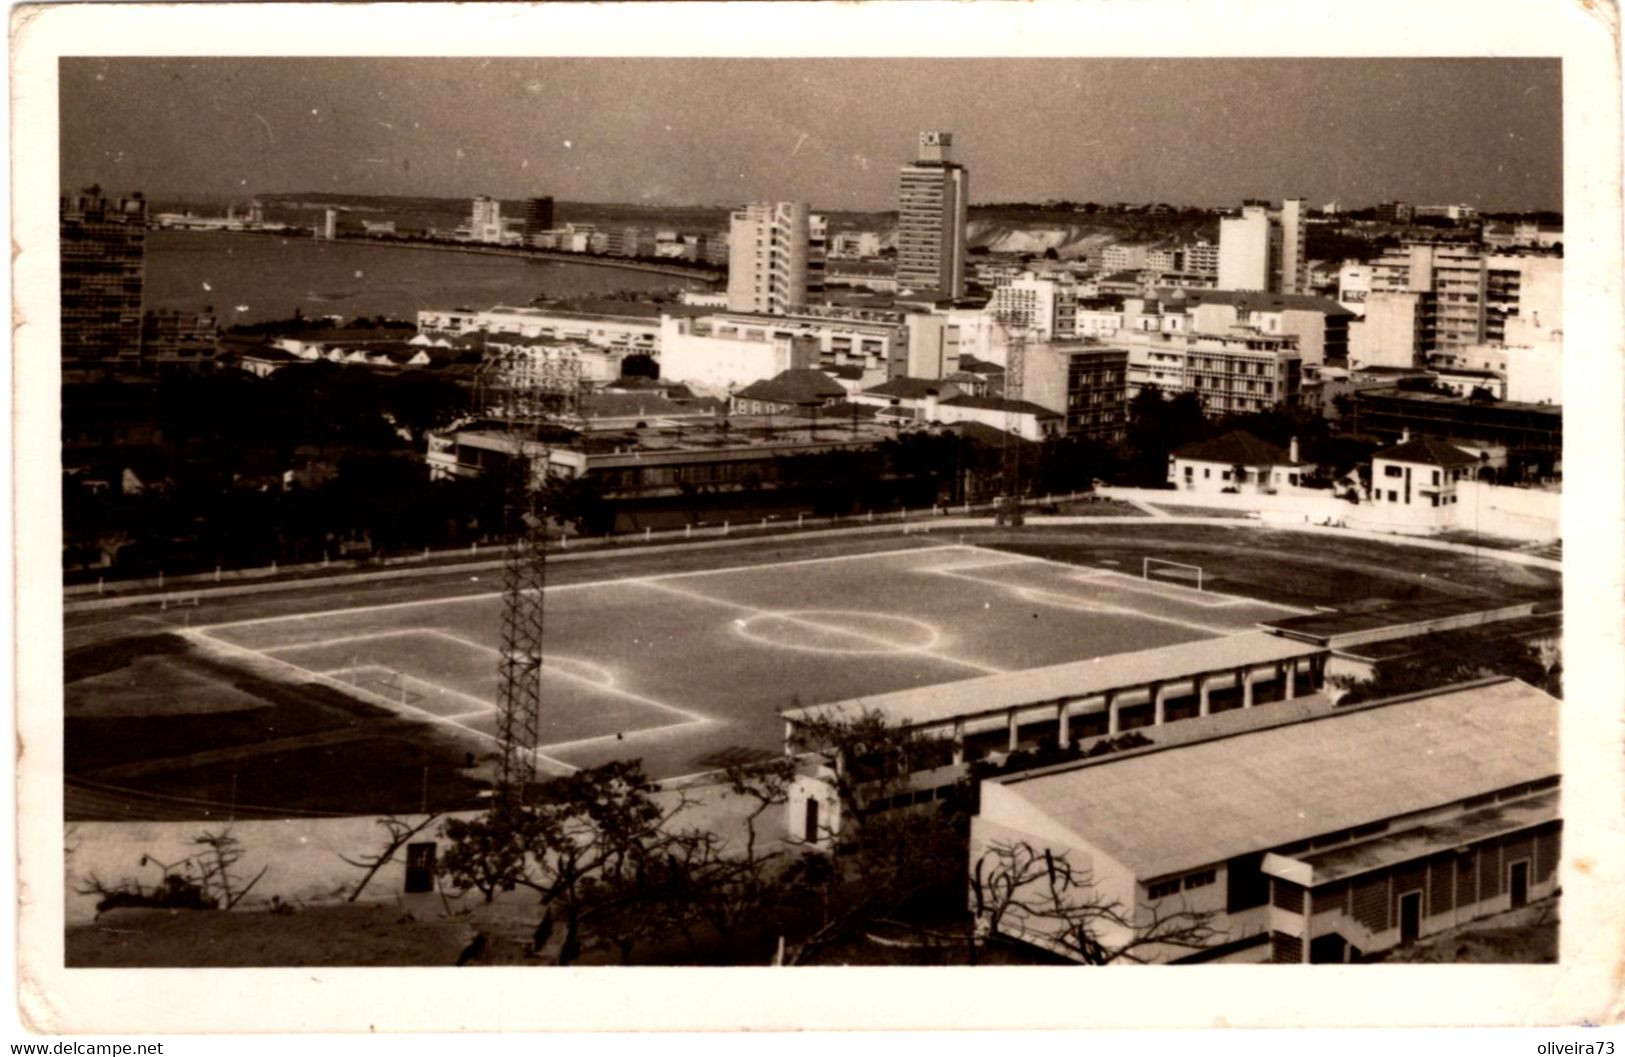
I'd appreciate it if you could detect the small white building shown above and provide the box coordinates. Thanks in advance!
[1169,431,1309,494]
[930,395,1062,442]
[1366,435,1480,526]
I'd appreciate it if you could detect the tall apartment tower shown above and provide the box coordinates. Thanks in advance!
[60,189,147,365]
[523,197,555,242]
[1279,197,1308,295]
[1218,202,1273,292]
[471,196,503,243]
[727,201,812,314]
[322,208,338,240]
[897,131,969,299]
[1218,198,1307,293]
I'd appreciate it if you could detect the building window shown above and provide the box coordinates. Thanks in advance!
[1388,490,1399,502]
[1184,868,1217,891]
[1147,879,1182,900]
[1384,465,1403,478]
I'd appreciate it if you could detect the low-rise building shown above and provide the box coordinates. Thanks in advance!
[970,677,1559,963]
[729,368,847,416]
[1365,434,1480,525]
[928,394,1062,442]
[1168,431,1309,494]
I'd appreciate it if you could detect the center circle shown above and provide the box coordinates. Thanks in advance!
[733,610,940,655]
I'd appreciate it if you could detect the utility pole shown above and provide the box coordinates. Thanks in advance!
[994,308,1030,527]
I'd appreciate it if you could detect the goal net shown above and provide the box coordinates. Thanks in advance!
[1142,557,1204,591]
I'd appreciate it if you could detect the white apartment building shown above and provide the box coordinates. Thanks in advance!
[1182,240,1220,277]
[727,202,813,314]
[987,272,1078,340]
[470,196,503,244]
[896,131,970,298]
[1338,263,1373,315]
[830,231,882,258]
[1119,298,1302,414]
[658,314,821,393]
[1218,204,1272,291]
[1217,199,1306,294]
[416,304,663,357]
[1368,241,1488,354]
[1347,292,1426,370]
[694,308,903,375]
[1101,243,1150,273]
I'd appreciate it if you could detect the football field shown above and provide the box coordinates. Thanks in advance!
[191,544,1301,780]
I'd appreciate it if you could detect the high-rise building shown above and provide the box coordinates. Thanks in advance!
[1218,203,1273,292]
[1279,197,1307,295]
[727,202,812,314]
[1218,198,1306,294]
[322,208,338,241]
[60,189,147,365]
[896,131,969,299]
[471,196,503,243]
[523,197,555,243]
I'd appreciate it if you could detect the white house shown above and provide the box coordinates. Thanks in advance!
[1168,431,1309,494]
[1365,435,1480,528]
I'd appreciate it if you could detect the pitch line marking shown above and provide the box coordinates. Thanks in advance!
[194,544,970,634]
[424,629,712,725]
[636,578,1007,675]
[258,629,445,655]
[1007,587,1236,636]
[325,666,498,717]
[184,628,577,774]
[533,716,718,756]
[957,543,1311,615]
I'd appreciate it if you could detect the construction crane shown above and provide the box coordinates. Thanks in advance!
[480,345,584,805]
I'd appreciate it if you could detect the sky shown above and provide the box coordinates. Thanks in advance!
[58,57,1564,212]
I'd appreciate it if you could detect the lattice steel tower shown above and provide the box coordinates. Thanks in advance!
[482,346,583,804]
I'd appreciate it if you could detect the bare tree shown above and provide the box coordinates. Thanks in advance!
[338,813,443,902]
[970,840,1222,965]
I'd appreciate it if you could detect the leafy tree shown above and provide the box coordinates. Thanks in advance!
[1124,386,1209,486]
[1331,629,1560,705]
[619,353,659,379]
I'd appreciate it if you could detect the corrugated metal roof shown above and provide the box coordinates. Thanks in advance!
[993,678,1558,880]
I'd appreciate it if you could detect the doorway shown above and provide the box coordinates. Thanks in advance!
[804,796,820,843]
[1509,860,1530,909]
[1398,890,1422,944]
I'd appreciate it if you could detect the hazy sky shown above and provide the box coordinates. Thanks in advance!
[59,57,1563,211]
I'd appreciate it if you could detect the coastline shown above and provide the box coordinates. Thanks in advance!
[174,226,726,284]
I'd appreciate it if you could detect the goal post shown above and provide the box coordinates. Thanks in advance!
[1143,557,1204,591]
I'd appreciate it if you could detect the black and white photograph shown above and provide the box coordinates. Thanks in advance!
[12,0,1625,1039]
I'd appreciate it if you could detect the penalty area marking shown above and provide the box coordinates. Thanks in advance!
[425,629,712,727]
[183,628,577,774]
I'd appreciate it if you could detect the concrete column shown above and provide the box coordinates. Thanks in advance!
[952,719,966,765]
[1056,700,1070,749]
[1302,889,1314,964]
[1198,673,1212,716]
[1152,682,1167,726]
[1107,692,1121,735]
[1007,709,1020,752]
[1285,659,1298,699]
[1240,667,1254,709]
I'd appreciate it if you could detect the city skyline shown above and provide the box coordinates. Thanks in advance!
[60,57,1563,212]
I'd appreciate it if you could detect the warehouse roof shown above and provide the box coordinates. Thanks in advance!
[991,677,1558,880]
